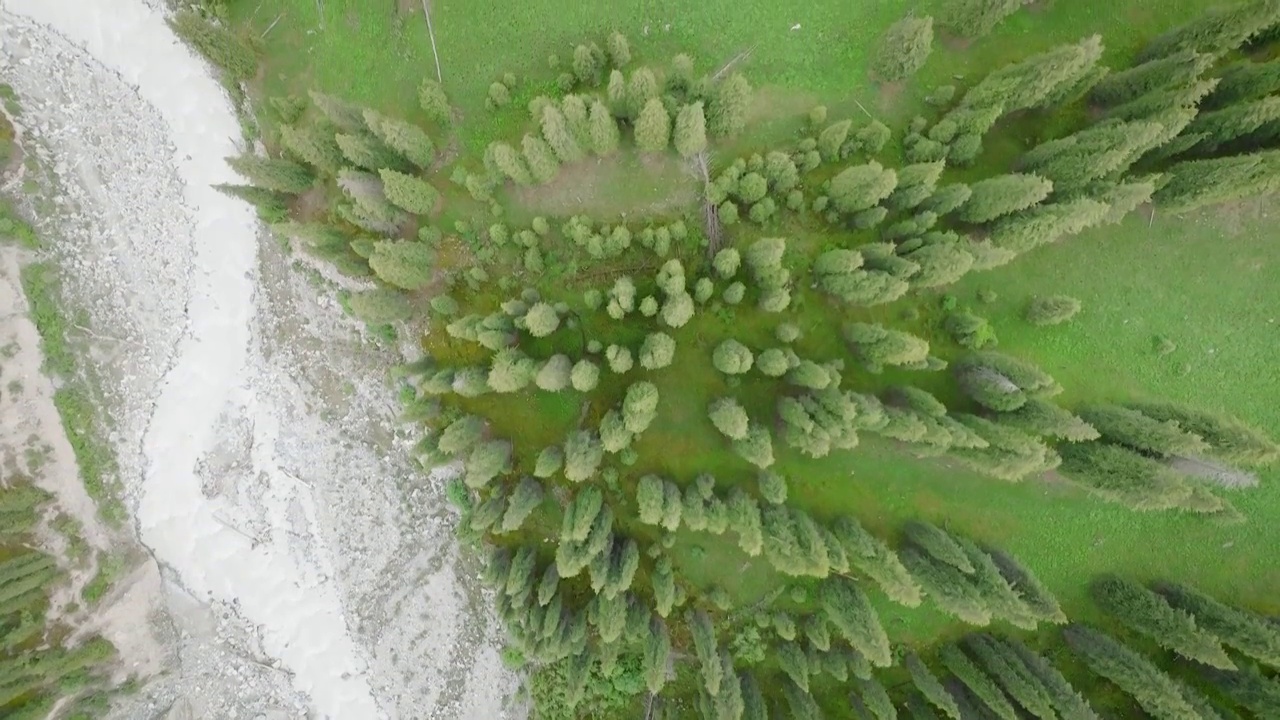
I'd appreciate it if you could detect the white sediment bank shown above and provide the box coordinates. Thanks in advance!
[3,1,381,716]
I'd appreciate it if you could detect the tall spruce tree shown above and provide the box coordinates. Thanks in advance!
[905,651,963,720]
[939,644,1018,720]
[1063,624,1203,720]
[1090,575,1236,670]
[1158,583,1280,669]
[1139,0,1280,61]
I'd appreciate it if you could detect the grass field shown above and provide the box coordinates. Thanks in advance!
[227,0,1280,713]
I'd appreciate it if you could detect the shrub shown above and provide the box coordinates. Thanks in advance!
[1026,295,1082,325]
[945,311,998,349]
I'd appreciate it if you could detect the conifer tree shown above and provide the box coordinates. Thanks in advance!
[634,97,672,153]
[941,0,1023,38]
[1153,149,1280,212]
[363,109,436,169]
[831,516,922,607]
[336,132,410,172]
[587,100,621,155]
[638,332,676,370]
[1079,404,1208,457]
[563,430,604,483]
[708,397,751,441]
[1063,624,1203,720]
[853,676,898,720]
[733,424,775,469]
[905,651,963,720]
[959,35,1104,113]
[1205,57,1280,109]
[1201,661,1280,717]
[820,576,892,667]
[874,15,934,81]
[418,79,452,124]
[904,239,975,289]
[1180,95,1280,155]
[940,644,1018,720]
[829,161,900,214]
[1128,403,1280,467]
[572,43,603,85]
[713,339,755,375]
[309,89,367,131]
[845,323,932,372]
[1139,0,1280,62]
[379,169,441,215]
[500,477,544,533]
[279,123,347,174]
[489,141,535,186]
[368,239,433,290]
[642,616,671,693]
[993,636,1100,720]
[227,155,315,194]
[708,73,752,138]
[1089,50,1215,107]
[1159,583,1280,669]
[464,439,511,489]
[540,105,586,164]
[818,119,854,162]
[688,609,723,696]
[901,548,993,626]
[521,134,561,184]
[963,635,1060,720]
[1090,575,1236,669]
[904,521,974,574]
[783,678,823,720]
[674,102,709,158]
[957,173,1054,224]
[622,381,660,434]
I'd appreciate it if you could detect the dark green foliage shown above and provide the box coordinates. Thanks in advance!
[903,521,973,574]
[1000,636,1100,720]
[1154,149,1280,212]
[1201,661,1280,717]
[522,134,561,184]
[855,676,898,720]
[227,154,314,194]
[782,678,823,720]
[905,650,962,720]
[1139,0,1280,61]
[941,0,1024,38]
[168,10,257,80]
[832,516,922,607]
[708,73,751,138]
[954,352,1061,412]
[901,547,993,625]
[1205,58,1280,109]
[939,644,1018,720]
[1090,575,1235,669]
[364,110,436,169]
[1158,583,1280,668]
[1180,95,1280,155]
[828,162,899,214]
[958,174,1054,224]
[845,323,931,372]
[1004,399,1099,442]
[279,122,347,174]
[820,576,892,667]
[963,635,1059,720]
[1063,624,1203,720]
[959,36,1104,113]
[874,16,934,81]
[674,102,708,157]
[1078,404,1209,457]
[1059,442,1211,512]
[1090,50,1215,107]
[688,609,723,695]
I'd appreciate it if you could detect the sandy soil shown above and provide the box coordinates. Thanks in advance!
[0,1,522,717]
